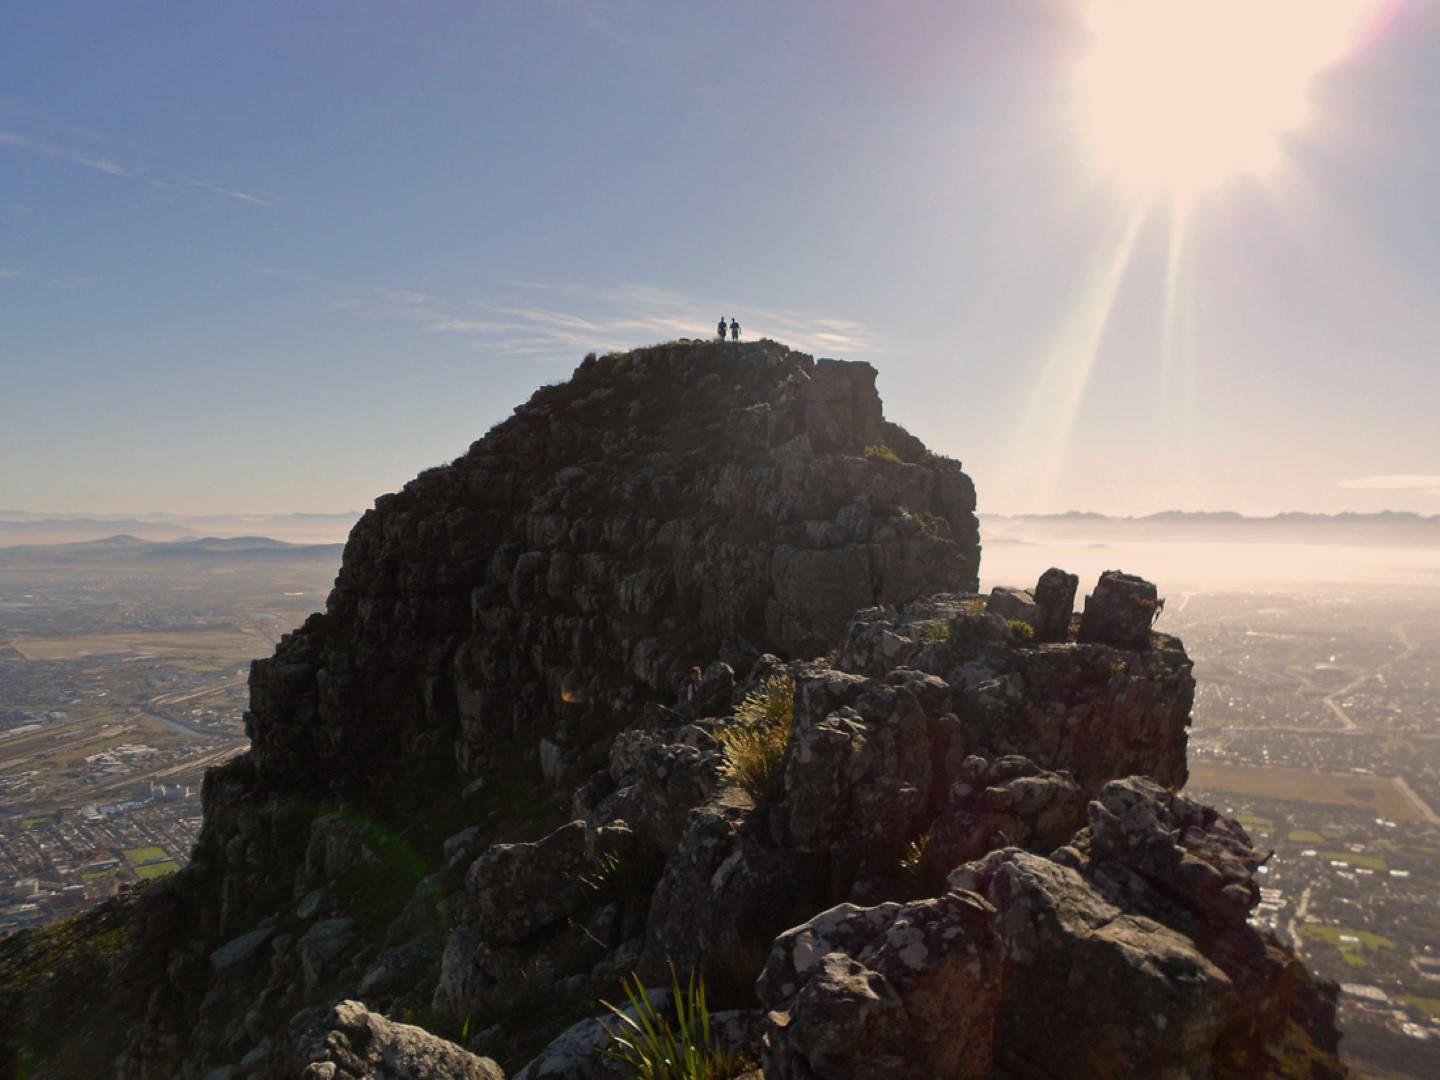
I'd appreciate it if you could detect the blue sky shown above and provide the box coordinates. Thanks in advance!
[3,1,1438,516]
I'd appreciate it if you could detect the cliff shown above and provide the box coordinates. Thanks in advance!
[0,339,1342,1080]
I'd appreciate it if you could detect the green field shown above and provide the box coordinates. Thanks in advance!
[1401,996,1440,1018]
[1235,812,1275,834]
[1188,762,1425,822]
[1319,851,1387,871]
[1287,830,1325,843]
[124,846,169,866]
[1300,924,1395,968]
[134,860,180,880]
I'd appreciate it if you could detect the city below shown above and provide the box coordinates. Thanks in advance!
[2,524,1438,1077]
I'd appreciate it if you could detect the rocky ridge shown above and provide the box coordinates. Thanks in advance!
[0,339,1342,1079]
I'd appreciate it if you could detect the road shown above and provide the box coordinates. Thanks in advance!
[1286,884,1313,954]
[1319,621,1417,733]
[1203,620,1421,737]
[138,678,248,738]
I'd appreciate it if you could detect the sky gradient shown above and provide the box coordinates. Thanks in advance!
[3,1,1438,517]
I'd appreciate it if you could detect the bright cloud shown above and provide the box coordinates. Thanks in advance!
[332,280,881,360]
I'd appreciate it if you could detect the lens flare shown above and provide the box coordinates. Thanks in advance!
[1078,0,1389,193]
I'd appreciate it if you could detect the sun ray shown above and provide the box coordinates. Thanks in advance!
[1010,204,1150,510]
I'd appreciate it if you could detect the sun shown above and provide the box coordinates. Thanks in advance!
[1078,0,1388,194]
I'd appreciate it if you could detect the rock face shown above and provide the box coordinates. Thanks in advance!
[5,341,1345,1080]
[1031,566,1077,642]
[246,343,977,803]
[1078,569,1159,650]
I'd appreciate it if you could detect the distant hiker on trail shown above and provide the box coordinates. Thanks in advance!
[680,665,702,705]
[717,316,727,341]
[730,318,740,342]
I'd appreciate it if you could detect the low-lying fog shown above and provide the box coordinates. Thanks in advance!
[980,522,1440,595]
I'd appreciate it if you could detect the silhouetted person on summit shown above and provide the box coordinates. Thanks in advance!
[717,316,727,341]
[730,318,740,342]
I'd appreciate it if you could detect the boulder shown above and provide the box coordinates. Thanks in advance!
[464,821,634,946]
[298,918,358,994]
[758,892,1002,1079]
[985,586,1037,625]
[297,1000,503,1080]
[1078,570,1159,650]
[1032,567,1078,642]
[949,849,1231,1077]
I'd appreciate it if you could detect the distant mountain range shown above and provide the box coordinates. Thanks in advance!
[0,534,345,567]
[0,510,360,547]
[982,510,1440,546]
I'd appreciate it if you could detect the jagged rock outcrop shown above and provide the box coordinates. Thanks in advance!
[246,341,979,801]
[2,340,1344,1080]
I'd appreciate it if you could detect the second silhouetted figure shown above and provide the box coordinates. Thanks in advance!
[730,318,740,342]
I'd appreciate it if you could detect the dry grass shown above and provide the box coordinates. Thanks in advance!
[718,674,794,803]
[11,628,270,661]
[1187,762,1427,822]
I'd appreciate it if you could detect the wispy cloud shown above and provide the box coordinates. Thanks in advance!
[0,111,274,208]
[331,279,881,360]
[0,129,131,177]
[1340,474,1440,497]
[182,176,275,207]
[1,266,90,289]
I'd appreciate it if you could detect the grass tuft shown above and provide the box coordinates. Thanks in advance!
[917,620,951,643]
[599,965,750,1079]
[864,444,902,464]
[1006,619,1035,643]
[717,674,794,803]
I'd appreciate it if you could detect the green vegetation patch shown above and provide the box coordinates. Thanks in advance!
[1271,1016,1347,1080]
[1318,851,1387,871]
[134,860,180,880]
[1300,924,1394,968]
[912,510,946,541]
[1006,619,1035,643]
[1235,812,1275,834]
[1287,830,1325,843]
[864,443,902,465]
[1401,995,1440,1017]
[0,893,143,1075]
[124,845,168,866]
[916,620,951,643]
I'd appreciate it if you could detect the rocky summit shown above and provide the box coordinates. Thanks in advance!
[0,339,1343,1079]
